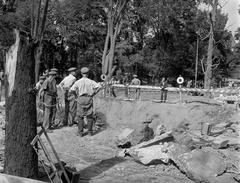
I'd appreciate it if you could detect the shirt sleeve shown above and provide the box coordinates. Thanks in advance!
[69,81,77,92]
[59,78,65,87]
[41,80,48,90]
[92,81,101,89]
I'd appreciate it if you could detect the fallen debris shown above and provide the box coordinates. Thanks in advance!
[117,123,154,148]
[118,118,240,183]
[169,149,227,182]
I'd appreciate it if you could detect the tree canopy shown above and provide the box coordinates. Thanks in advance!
[0,0,239,85]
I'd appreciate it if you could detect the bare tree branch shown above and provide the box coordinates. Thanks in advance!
[201,57,205,73]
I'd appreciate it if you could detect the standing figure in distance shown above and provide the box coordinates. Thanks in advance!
[69,67,102,137]
[160,77,168,103]
[131,74,141,100]
[39,70,58,133]
[122,73,130,97]
[0,70,4,102]
[59,67,77,126]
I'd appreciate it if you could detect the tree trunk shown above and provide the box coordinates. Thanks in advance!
[204,0,217,97]
[4,30,38,178]
[34,45,42,83]
[204,27,213,90]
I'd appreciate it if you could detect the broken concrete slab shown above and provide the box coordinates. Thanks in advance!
[168,148,227,183]
[132,144,170,165]
[189,130,240,146]
[117,124,154,148]
[132,131,173,149]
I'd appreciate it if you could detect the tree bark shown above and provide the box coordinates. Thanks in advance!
[204,26,213,90]
[4,30,38,178]
[101,0,128,77]
[204,0,218,97]
[34,44,42,83]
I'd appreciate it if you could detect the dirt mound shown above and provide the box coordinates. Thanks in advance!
[94,98,239,133]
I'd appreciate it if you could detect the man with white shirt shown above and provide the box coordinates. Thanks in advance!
[59,67,77,126]
[69,67,101,137]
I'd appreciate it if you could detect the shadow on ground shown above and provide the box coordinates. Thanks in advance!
[73,156,126,183]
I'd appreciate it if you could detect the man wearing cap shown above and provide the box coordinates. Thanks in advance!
[69,67,101,137]
[123,73,130,97]
[59,67,77,126]
[0,70,4,102]
[160,77,168,103]
[39,70,58,132]
[131,74,141,100]
[51,68,58,72]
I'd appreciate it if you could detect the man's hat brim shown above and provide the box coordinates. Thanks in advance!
[68,67,77,72]
[48,71,57,75]
[39,76,46,80]
[51,68,58,72]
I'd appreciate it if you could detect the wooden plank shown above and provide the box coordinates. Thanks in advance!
[30,129,44,146]
[43,129,70,183]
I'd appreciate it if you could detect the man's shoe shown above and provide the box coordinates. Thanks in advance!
[88,131,93,136]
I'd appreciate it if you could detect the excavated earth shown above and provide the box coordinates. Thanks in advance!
[0,94,240,183]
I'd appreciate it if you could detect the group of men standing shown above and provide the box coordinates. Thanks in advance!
[36,67,101,137]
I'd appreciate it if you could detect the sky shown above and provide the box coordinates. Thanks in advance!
[200,0,240,34]
[221,0,240,34]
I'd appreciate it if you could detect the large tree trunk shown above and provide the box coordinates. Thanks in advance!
[204,0,217,97]
[204,27,213,90]
[4,30,38,178]
[34,45,42,83]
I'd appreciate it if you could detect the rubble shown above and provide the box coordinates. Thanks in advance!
[118,119,240,183]
[117,123,154,148]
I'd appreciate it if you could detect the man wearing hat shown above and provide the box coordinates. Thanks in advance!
[51,68,58,72]
[160,77,168,103]
[39,70,58,133]
[59,67,77,126]
[122,73,130,97]
[0,70,4,102]
[130,74,141,100]
[69,67,101,137]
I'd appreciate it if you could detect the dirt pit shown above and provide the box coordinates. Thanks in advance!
[0,97,239,183]
[35,97,240,183]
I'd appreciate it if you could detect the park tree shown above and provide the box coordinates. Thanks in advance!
[101,0,130,79]
[0,0,51,178]
[52,0,107,78]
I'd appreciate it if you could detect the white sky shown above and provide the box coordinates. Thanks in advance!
[221,0,240,34]
[200,0,240,34]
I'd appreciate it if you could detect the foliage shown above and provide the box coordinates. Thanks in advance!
[0,0,239,83]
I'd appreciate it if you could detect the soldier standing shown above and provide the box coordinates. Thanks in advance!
[69,67,101,137]
[0,70,4,102]
[123,73,129,97]
[59,67,77,126]
[39,70,58,133]
[131,74,141,99]
[160,77,168,103]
